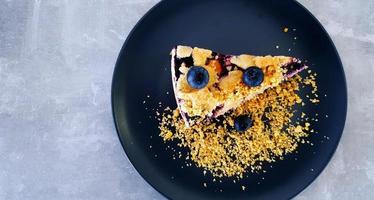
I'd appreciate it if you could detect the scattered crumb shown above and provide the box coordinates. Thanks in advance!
[159,73,319,178]
[294,37,297,40]
[276,45,280,49]
[242,186,246,191]
[163,130,173,141]
[203,183,207,187]
[301,112,306,118]
[142,100,146,104]
[146,95,150,98]
[283,27,289,32]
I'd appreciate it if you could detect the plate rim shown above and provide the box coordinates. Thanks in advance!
[111,0,348,199]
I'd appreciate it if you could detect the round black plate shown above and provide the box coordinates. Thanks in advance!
[111,0,347,199]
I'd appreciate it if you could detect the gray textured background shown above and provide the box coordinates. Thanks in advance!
[0,0,373,199]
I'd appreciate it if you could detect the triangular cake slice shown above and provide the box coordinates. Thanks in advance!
[171,45,307,126]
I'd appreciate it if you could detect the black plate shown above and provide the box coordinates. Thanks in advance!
[111,0,347,199]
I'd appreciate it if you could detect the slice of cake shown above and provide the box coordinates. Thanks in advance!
[171,45,307,126]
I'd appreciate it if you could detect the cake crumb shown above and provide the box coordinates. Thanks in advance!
[158,72,319,178]
[241,186,246,191]
[163,131,173,141]
[283,27,289,32]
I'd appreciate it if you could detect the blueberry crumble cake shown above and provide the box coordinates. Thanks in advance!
[171,45,307,126]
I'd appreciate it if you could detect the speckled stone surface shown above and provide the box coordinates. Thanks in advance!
[0,0,373,199]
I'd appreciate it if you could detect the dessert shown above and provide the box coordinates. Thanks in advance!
[171,45,307,126]
[158,45,319,179]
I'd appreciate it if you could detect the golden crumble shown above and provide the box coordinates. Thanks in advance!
[176,46,193,58]
[159,73,319,178]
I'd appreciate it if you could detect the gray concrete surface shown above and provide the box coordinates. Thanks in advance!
[0,0,373,199]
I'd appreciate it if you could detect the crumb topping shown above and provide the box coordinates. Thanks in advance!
[176,46,193,58]
[192,47,213,66]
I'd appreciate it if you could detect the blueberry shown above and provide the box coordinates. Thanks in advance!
[187,66,209,89]
[234,115,253,132]
[243,66,264,87]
